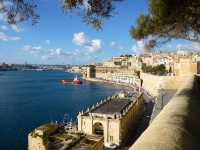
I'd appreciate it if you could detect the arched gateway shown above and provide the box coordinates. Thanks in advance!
[93,122,104,135]
[77,93,144,146]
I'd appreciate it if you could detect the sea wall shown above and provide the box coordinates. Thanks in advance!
[130,75,200,150]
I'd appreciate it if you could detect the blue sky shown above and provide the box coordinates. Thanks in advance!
[0,0,199,65]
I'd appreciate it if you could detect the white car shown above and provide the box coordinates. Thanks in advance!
[104,143,118,149]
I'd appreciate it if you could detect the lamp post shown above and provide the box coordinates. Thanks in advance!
[160,86,165,110]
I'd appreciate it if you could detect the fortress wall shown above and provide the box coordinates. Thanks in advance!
[28,134,46,150]
[130,75,200,150]
[141,73,191,96]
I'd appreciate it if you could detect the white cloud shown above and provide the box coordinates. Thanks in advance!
[137,40,145,50]
[86,39,102,53]
[176,43,200,51]
[0,32,21,41]
[0,24,22,32]
[21,44,70,61]
[22,45,72,59]
[23,45,42,54]
[22,34,102,63]
[73,32,102,53]
[41,48,71,60]
[110,41,125,50]
[73,32,88,46]
[132,39,153,53]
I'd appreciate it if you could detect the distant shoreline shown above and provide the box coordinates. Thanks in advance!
[85,77,135,90]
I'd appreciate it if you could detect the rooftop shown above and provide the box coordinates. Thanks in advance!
[91,98,132,115]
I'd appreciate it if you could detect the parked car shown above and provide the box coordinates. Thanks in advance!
[104,143,118,149]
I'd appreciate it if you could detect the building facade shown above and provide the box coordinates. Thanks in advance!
[77,93,144,146]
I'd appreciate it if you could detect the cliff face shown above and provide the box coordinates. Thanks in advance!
[130,75,200,150]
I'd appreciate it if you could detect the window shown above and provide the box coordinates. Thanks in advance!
[110,136,114,142]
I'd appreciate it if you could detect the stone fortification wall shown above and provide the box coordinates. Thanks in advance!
[140,73,191,96]
[28,133,46,150]
[130,75,200,150]
[95,72,191,96]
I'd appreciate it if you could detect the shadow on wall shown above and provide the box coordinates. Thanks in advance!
[150,89,177,121]
[130,75,200,150]
[125,100,155,147]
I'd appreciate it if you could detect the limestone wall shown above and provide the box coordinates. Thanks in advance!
[28,133,46,150]
[120,94,144,145]
[140,73,191,96]
[130,75,200,150]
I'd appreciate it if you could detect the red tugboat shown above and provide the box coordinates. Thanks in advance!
[62,76,82,85]
[73,76,82,84]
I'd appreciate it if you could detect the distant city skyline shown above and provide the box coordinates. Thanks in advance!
[0,0,199,65]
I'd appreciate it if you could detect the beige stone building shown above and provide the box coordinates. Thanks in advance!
[173,58,200,76]
[28,124,59,150]
[86,65,96,78]
[28,92,144,150]
[77,93,144,146]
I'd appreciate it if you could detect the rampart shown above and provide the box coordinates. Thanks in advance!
[140,73,191,96]
[130,75,200,150]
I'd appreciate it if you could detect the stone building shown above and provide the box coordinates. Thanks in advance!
[173,58,200,76]
[86,65,96,78]
[77,93,144,147]
[28,124,58,150]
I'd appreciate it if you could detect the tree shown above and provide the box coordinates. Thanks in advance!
[142,63,167,75]
[0,0,39,25]
[0,0,124,29]
[1,0,199,44]
[130,0,200,44]
[62,0,125,30]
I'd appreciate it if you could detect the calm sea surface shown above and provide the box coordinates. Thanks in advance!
[0,71,122,150]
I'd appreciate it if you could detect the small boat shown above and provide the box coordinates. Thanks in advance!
[61,80,72,84]
[61,76,82,85]
[73,76,82,84]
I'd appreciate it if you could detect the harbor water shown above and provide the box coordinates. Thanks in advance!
[0,71,122,150]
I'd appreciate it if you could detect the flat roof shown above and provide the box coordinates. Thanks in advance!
[91,98,132,115]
